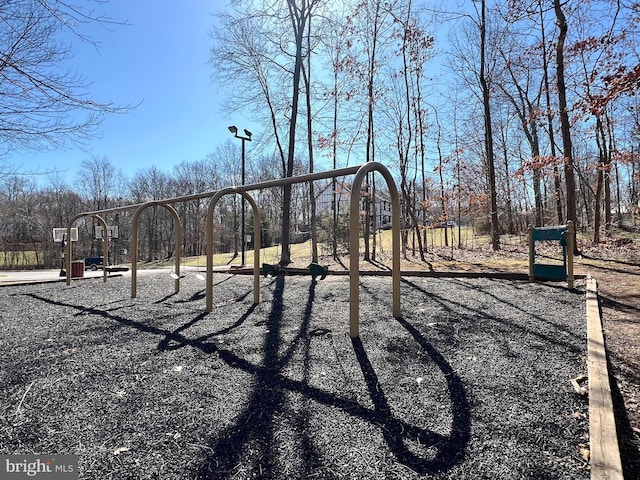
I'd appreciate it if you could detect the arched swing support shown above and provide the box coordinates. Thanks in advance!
[201,162,401,338]
[65,214,110,285]
[131,201,182,298]
[349,162,401,338]
[206,188,261,312]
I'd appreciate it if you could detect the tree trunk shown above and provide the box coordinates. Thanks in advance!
[540,2,563,224]
[554,0,578,253]
[593,114,609,244]
[479,0,500,250]
[331,51,339,261]
[528,111,543,227]
[501,128,515,234]
[604,112,613,237]
[614,161,623,227]
[437,123,449,247]
[280,0,309,266]
[593,166,603,244]
[303,15,318,263]
[363,1,383,263]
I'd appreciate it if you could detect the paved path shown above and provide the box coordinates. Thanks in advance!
[0,267,178,285]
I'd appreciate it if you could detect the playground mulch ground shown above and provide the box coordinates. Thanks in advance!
[0,272,591,479]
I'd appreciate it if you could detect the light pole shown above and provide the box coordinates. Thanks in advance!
[228,125,252,266]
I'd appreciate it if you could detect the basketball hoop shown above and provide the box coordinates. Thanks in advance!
[94,225,119,240]
[52,228,78,242]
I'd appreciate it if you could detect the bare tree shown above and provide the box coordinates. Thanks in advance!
[278,0,319,265]
[341,0,394,261]
[0,1,130,157]
[76,155,127,256]
[394,0,431,260]
[554,0,578,251]
[172,159,217,257]
[538,1,564,225]
[477,0,500,250]
[494,17,546,227]
[210,0,320,266]
[301,9,320,263]
[317,15,347,261]
[129,166,173,262]
[76,156,122,211]
[446,2,501,248]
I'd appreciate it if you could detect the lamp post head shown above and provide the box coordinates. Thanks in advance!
[228,125,252,141]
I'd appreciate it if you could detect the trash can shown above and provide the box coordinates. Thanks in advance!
[71,260,85,278]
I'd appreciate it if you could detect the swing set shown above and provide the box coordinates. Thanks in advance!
[63,162,401,338]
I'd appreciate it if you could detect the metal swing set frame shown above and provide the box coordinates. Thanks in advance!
[63,162,401,338]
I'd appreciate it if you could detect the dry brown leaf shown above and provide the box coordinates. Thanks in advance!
[578,445,590,462]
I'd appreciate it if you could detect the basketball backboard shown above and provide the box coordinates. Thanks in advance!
[52,228,78,242]
[94,225,119,239]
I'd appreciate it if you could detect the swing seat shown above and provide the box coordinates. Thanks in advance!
[308,262,328,280]
[262,263,282,278]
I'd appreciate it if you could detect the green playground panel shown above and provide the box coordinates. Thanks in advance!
[530,225,568,281]
[533,263,566,280]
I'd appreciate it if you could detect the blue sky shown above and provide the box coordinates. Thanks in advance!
[10,0,252,184]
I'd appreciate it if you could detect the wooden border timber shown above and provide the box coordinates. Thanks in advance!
[587,276,624,480]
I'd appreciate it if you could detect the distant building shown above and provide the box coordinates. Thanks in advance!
[316,179,393,230]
